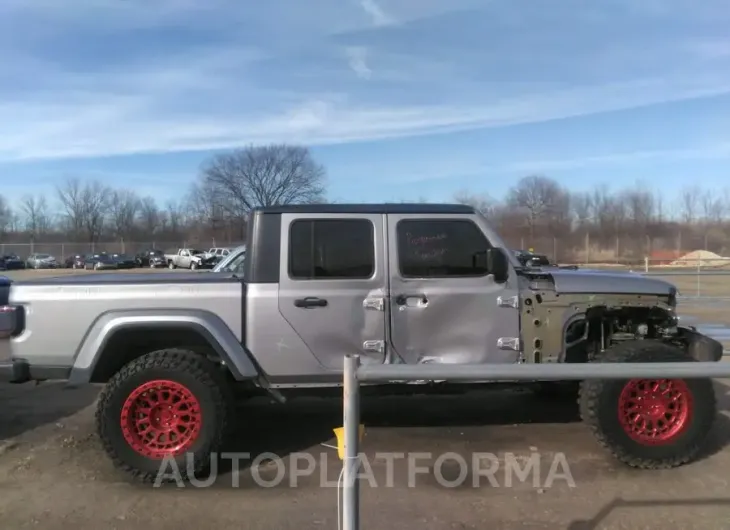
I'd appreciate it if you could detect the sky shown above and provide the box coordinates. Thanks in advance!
[2,0,730,206]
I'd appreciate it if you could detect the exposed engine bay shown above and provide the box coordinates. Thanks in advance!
[519,268,723,364]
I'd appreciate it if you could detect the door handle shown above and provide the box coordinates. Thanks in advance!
[394,294,428,306]
[294,297,328,308]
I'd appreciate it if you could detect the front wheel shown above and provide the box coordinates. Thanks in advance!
[95,349,234,483]
[190,261,198,270]
[579,340,716,469]
[168,261,175,269]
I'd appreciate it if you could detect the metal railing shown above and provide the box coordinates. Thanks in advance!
[340,354,730,530]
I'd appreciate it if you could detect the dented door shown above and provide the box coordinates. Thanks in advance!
[278,213,387,371]
[386,213,521,366]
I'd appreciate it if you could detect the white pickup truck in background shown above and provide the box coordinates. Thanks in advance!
[164,248,217,270]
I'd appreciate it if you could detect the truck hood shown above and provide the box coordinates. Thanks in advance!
[531,268,676,296]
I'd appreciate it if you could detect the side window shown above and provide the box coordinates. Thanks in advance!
[396,219,492,278]
[289,219,375,280]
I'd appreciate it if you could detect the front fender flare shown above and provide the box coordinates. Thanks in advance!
[68,308,261,384]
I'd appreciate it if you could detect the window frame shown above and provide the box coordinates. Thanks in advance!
[395,218,493,279]
[287,217,376,281]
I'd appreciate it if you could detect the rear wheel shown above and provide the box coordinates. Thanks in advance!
[96,349,233,483]
[579,340,716,469]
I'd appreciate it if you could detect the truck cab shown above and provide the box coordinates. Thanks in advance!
[244,203,521,385]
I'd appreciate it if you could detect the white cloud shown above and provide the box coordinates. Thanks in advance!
[358,0,395,26]
[345,46,372,79]
[1,0,730,163]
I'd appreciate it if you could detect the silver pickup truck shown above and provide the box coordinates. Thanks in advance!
[0,203,723,483]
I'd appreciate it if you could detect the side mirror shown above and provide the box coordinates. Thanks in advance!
[487,248,509,283]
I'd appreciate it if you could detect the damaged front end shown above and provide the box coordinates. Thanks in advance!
[520,268,724,365]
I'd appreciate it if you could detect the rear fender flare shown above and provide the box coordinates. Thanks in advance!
[68,308,261,384]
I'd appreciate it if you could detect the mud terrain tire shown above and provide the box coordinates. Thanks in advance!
[579,340,716,469]
[96,349,233,483]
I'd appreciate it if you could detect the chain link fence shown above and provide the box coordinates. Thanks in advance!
[0,240,246,259]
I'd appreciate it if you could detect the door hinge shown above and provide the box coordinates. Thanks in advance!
[497,337,521,351]
[497,295,519,309]
[363,297,385,312]
[363,340,385,353]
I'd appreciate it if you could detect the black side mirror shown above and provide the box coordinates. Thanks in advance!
[487,248,509,283]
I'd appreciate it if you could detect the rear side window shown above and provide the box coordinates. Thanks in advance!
[289,219,375,280]
[396,219,491,278]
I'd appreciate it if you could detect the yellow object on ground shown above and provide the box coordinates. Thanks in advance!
[332,425,365,460]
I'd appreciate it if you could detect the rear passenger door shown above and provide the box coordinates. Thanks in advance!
[278,214,387,371]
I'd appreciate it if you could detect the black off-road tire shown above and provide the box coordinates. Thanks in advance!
[95,348,234,483]
[579,340,716,469]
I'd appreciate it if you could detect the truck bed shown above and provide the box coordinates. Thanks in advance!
[13,271,239,285]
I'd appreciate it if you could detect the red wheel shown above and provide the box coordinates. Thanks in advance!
[617,379,692,446]
[580,340,716,469]
[120,380,203,459]
[96,349,233,482]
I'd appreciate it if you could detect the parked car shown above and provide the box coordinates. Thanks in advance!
[513,249,579,270]
[64,254,86,269]
[166,248,216,270]
[212,245,245,274]
[0,254,25,270]
[111,253,137,269]
[135,249,166,268]
[0,203,721,485]
[84,253,118,270]
[205,247,232,263]
[25,253,58,269]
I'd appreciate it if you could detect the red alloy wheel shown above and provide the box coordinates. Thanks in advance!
[120,380,203,459]
[618,379,693,446]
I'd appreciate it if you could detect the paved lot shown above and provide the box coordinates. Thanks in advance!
[2,267,730,529]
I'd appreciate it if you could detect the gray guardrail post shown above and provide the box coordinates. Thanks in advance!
[342,354,361,530]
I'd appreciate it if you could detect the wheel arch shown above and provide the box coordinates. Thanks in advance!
[69,309,262,384]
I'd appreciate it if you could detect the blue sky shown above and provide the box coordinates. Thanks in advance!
[2,0,730,206]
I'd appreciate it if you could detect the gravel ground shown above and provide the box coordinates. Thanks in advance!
[1,381,730,529]
[2,268,730,529]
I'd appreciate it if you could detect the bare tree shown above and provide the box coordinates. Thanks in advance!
[81,180,110,242]
[701,190,724,223]
[21,195,50,237]
[109,189,140,238]
[139,196,160,235]
[680,185,701,224]
[506,175,566,237]
[571,192,592,228]
[453,190,498,219]
[199,144,326,236]
[0,194,11,237]
[56,178,86,239]
[165,199,185,235]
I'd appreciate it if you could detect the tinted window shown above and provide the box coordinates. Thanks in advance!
[397,219,491,277]
[289,219,375,280]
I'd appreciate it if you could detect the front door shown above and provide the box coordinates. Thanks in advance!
[386,213,521,366]
[278,213,387,371]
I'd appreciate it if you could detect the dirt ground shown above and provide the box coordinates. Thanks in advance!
[2,268,730,529]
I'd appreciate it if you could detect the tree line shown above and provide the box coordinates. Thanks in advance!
[0,143,727,261]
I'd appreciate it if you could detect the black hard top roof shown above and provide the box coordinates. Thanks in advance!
[251,203,476,215]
